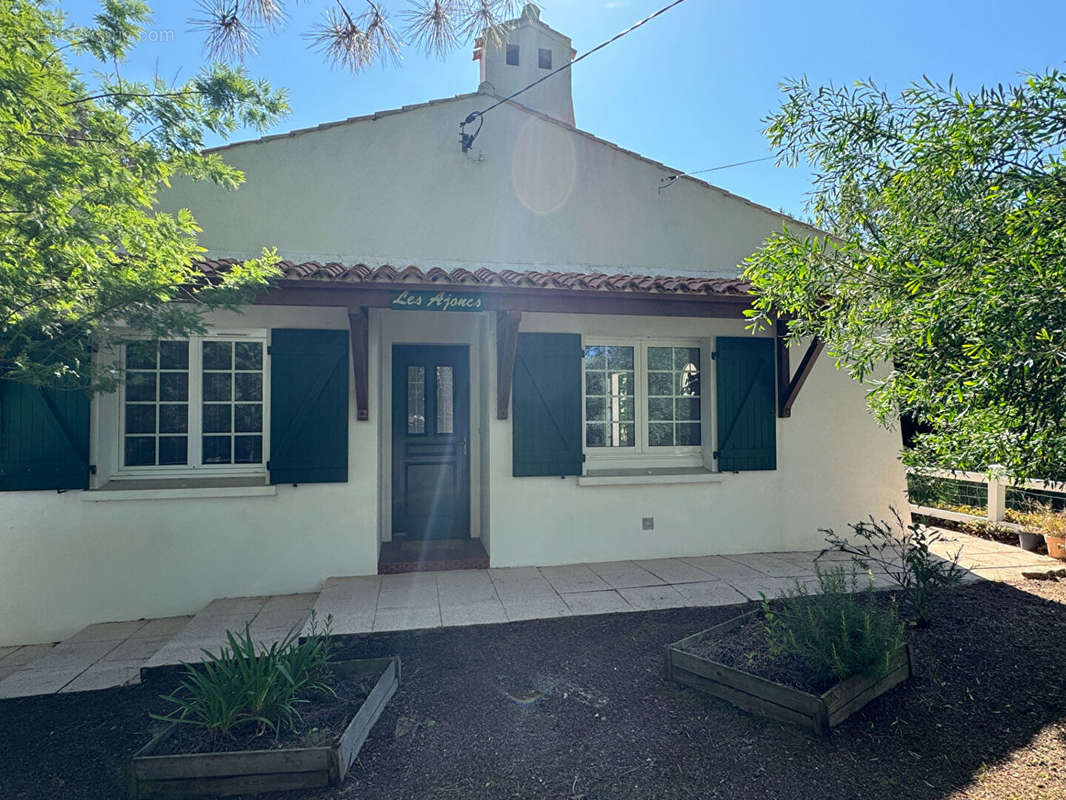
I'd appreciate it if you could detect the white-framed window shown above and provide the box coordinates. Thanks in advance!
[118,331,269,476]
[582,339,703,469]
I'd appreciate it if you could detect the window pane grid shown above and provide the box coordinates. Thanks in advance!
[583,345,635,448]
[647,346,701,448]
[202,340,264,465]
[122,338,264,470]
[124,340,189,466]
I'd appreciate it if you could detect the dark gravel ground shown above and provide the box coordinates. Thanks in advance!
[4,579,1066,800]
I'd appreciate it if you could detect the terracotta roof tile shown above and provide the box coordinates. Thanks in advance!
[194,259,751,296]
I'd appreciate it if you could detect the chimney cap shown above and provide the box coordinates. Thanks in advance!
[521,3,541,22]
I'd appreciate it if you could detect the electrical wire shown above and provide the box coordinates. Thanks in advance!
[658,155,776,190]
[461,0,692,151]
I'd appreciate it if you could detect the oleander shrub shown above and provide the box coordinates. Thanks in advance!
[761,567,904,686]
[152,611,334,738]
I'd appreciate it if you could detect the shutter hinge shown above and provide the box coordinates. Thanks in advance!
[266,345,272,355]
[581,453,586,463]
[712,450,720,459]
[711,351,718,360]
[266,460,271,470]
[88,464,97,475]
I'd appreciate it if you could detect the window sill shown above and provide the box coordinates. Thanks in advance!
[577,467,723,487]
[81,477,276,502]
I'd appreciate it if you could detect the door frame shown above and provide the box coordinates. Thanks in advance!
[377,310,485,546]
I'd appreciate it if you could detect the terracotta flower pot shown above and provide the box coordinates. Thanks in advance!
[1044,534,1066,560]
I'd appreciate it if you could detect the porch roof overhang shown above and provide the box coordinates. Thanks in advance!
[195,260,822,422]
[197,260,755,319]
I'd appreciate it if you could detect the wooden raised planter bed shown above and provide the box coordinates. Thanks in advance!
[129,656,400,799]
[665,612,912,737]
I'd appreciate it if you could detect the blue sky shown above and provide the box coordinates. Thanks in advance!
[64,0,1066,218]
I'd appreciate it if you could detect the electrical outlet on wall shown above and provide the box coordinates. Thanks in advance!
[642,517,654,531]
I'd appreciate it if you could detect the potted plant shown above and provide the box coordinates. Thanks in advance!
[1013,506,1066,560]
[129,614,399,799]
[1018,528,1044,553]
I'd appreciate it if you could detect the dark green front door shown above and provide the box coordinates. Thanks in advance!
[391,345,471,540]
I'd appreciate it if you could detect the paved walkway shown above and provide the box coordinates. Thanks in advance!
[0,530,1061,699]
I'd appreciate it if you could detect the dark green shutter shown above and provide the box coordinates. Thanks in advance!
[715,337,777,471]
[512,333,582,477]
[269,329,349,484]
[0,381,90,490]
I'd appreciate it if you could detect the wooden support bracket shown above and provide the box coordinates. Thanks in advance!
[777,327,824,418]
[496,310,522,420]
[348,307,370,421]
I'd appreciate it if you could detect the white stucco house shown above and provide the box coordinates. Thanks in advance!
[0,6,906,646]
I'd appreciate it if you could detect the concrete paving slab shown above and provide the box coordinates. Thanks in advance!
[179,614,260,637]
[250,604,311,631]
[372,607,441,632]
[321,575,382,596]
[101,636,171,663]
[0,667,82,698]
[31,640,118,672]
[258,593,317,612]
[540,565,611,594]
[586,561,665,589]
[725,553,816,578]
[490,572,559,601]
[672,581,749,607]
[616,584,688,610]
[66,620,149,643]
[729,575,821,601]
[134,616,192,638]
[377,574,439,610]
[488,567,544,584]
[0,645,22,662]
[60,663,141,693]
[679,555,765,582]
[437,570,499,605]
[635,558,716,584]
[562,590,633,616]
[0,643,55,667]
[502,597,572,622]
[199,596,270,618]
[322,612,375,636]
[440,601,508,627]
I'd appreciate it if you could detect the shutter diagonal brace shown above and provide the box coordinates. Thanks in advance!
[271,349,345,460]
[717,359,766,455]
[516,351,572,455]
[36,387,89,469]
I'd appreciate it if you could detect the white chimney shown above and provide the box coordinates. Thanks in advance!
[474,4,576,126]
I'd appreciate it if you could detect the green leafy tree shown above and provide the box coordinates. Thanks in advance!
[744,72,1066,480]
[1,0,287,388]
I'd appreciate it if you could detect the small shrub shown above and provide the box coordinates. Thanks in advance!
[819,509,964,625]
[761,566,904,686]
[152,612,334,738]
[1010,504,1066,537]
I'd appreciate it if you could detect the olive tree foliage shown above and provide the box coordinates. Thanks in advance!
[1,0,288,389]
[190,0,532,69]
[744,73,1066,481]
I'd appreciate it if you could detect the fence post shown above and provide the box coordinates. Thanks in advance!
[987,466,1007,523]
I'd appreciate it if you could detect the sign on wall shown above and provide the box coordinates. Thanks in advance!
[390,289,484,312]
